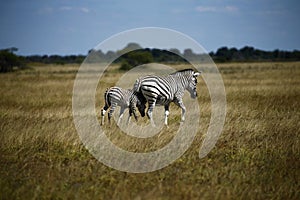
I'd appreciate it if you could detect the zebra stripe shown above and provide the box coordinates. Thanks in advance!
[101,86,145,126]
[133,69,200,126]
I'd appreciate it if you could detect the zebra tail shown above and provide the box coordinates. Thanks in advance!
[132,78,141,93]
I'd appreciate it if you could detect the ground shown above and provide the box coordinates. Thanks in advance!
[0,62,299,199]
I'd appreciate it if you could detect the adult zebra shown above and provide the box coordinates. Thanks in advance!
[101,87,146,126]
[133,69,201,126]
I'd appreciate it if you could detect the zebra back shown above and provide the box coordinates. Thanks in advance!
[105,87,131,106]
[134,69,199,105]
[105,87,138,119]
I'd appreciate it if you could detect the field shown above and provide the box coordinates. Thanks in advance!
[0,62,299,199]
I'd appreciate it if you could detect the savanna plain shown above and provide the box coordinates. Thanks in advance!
[0,62,299,199]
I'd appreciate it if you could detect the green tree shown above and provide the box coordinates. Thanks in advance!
[120,50,153,71]
[0,49,26,73]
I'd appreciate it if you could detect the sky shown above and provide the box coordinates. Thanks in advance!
[0,0,299,55]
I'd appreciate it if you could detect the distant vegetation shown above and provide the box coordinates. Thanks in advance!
[73,43,300,71]
[26,54,86,65]
[210,46,300,63]
[1,43,300,72]
[0,48,27,73]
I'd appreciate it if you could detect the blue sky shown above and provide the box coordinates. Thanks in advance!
[0,0,299,55]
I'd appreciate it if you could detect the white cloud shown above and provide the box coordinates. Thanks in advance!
[79,7,90,13]
[224,6,238,12]
[60,6,73,11]
[195,5,238,13]
[59,6,90,13]
[195,6,217,13]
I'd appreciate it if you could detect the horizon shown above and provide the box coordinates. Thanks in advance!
[4,44,299,57]
[1,0,299,55]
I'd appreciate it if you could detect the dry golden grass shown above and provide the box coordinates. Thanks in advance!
[0,62,299,199]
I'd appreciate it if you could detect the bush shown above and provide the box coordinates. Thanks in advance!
[120,61,132,71]
[119,50,153,71]
[0,50,26,73]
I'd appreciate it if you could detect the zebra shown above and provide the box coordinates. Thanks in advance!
[133,69,201,126]
[101,86,146,126]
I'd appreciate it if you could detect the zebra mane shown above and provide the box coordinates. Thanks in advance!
[170,68,195,75]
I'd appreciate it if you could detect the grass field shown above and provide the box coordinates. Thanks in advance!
[0,62,299,199]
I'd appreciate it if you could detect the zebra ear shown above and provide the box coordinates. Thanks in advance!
[193,72,201,77]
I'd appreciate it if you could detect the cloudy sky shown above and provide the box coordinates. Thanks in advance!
[0,0,299,55]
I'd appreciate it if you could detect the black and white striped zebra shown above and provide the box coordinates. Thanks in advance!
[101,86,146,126]
[133,69,200,126]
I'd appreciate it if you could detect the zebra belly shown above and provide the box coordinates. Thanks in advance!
[156,95,171,106]
[141,84,170,98]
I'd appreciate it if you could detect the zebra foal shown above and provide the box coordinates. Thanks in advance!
[101,86,146,126]
[133,69,200,126]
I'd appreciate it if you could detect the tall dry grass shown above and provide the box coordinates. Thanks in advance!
[0,62,299,199]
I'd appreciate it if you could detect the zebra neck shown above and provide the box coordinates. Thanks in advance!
[171,75,189,89]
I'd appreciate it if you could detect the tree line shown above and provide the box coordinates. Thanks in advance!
[1,43,300,72]
[0,48,27,73]
[210,46,300,63]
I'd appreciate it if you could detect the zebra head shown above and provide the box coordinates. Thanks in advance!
[187,71,201,99]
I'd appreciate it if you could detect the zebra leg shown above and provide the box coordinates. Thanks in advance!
[147,100,156,127]
[101,105,109,125]
[175,99,186,122]
[180,103,186,122]
[108,102,117,125]
[164,104,170,126]
[126,114,131,125]
[127,109,132,125]
[129,101,138,123]
[117,106,126,126]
